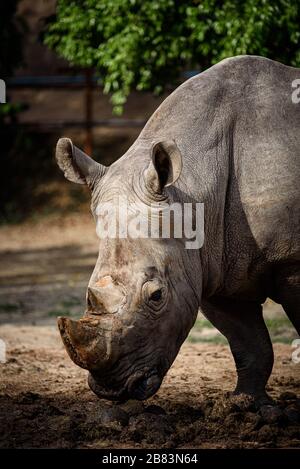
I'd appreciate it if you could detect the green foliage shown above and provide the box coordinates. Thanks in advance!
[0,102,26,124]
[45,0,300,114]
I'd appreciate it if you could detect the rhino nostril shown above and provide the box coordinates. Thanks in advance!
[87,295,93,310]
[130,373,162,400]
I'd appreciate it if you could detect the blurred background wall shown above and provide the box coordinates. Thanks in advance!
[1,0,170,222]
[1,0,299,223]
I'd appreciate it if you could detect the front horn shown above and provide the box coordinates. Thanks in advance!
[57,316,118,371]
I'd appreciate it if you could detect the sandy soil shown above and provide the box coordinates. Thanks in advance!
[0,215,299,448]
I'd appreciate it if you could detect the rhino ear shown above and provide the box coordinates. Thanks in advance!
[55,138,106,187]
[144,140,182,194]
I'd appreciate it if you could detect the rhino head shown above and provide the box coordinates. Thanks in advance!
[55,137,200,401]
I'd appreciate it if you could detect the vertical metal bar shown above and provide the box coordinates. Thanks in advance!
[84,68,93,155]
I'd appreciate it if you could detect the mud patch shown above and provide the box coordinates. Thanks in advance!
[0,325,299,448]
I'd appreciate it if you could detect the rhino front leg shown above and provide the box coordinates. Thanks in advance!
[201,297,274,406]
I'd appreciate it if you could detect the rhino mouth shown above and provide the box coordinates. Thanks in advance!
[88,369,162,401]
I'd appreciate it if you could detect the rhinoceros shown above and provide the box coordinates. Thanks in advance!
[56,55,299,405]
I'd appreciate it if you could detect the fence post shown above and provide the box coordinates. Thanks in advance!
[84,68,93,156]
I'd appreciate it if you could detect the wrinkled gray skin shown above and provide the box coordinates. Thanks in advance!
[56,56,299,404]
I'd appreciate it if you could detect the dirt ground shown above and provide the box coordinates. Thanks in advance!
[0,215,299,448]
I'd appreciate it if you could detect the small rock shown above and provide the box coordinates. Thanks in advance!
[280,391,297,401]
[288,439,300,448]
[20,392,41,404]
[50,415,71,430]
[46,404,64,416]
[260,405,283,424]
[209,394,254,421]
[144,404,166,415]
[286,425,300,439]
[229,394,256,412]
[120,400,144,416]
[243,412,258,422]
[201,399,214,417]
[284,405,300,424]
[244,412,262,429]
[240,426,255,440]
[257,424,277,443]
[7,357,18,364]
[100,406,129,427]
[128,412,174,444]
[224,412,243,427]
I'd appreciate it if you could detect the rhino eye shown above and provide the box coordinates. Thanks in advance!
[142,281,166,310]
[149,289,162,302]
